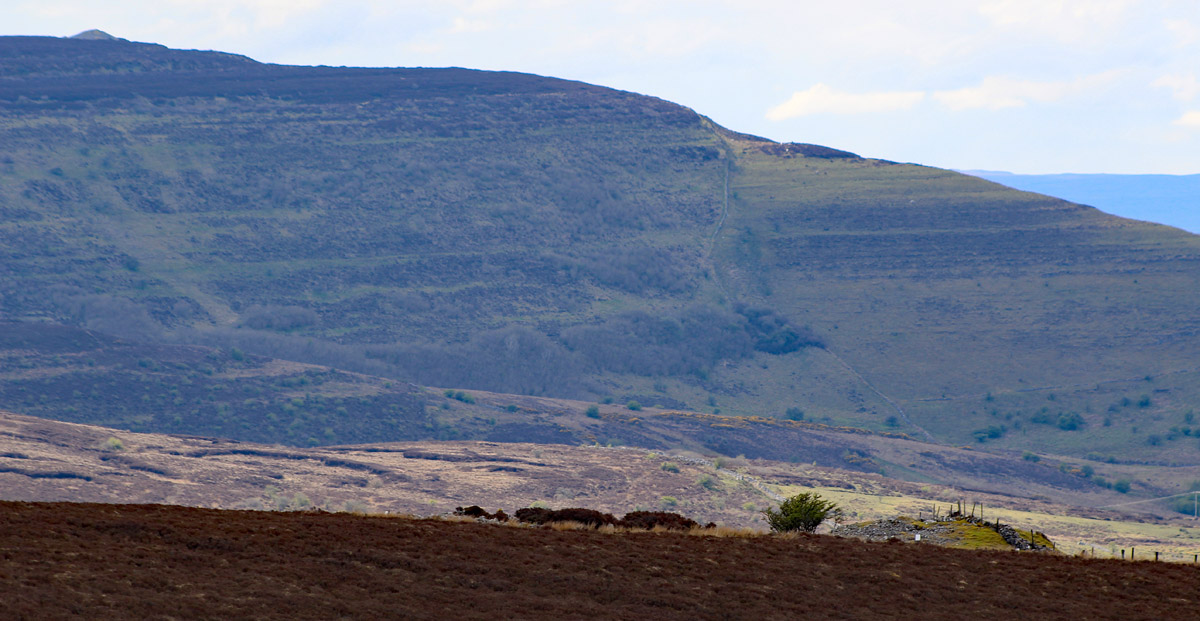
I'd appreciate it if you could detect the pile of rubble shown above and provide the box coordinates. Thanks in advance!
[831,518,953,545]
[832,512,1055,551]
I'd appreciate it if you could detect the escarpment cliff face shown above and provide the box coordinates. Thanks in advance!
[3,34,1200,462]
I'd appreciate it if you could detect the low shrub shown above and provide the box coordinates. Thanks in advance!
[620,511,702,531]
[514,507,617,528]
[762,492,839,533]
[453,505,509,522]
[479,504,715,531]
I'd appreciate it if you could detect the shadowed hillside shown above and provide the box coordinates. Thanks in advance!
[2,35,1200,462]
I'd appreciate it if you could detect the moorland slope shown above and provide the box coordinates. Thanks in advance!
[10,410,1200,556]
[3,500,1199,620]
[2,35,1200,462]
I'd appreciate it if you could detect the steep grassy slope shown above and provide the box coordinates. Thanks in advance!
[715,138,1200,459]
[0,36,759,401]
[965,171,1200,233]
[0,46,725,346]
[3,35,1200,461]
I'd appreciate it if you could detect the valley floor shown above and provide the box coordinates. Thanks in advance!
[2,501,1198,620]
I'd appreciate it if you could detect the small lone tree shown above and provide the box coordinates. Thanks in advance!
[763,492,840,533]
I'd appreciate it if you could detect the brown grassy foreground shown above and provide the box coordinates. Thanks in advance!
[3,501,1199,620]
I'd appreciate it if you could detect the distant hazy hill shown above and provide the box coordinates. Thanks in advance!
[962,171,1200,234]
[3,35,1200,463]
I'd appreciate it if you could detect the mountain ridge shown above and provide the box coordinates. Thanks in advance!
[961,170,1200,233]
[2,34,1199,465]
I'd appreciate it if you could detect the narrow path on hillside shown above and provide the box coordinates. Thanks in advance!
[707,158,732,301]
[821,348,938,444]
[668,453,785,503]
[703,152,934,446]
[710,159,730,245]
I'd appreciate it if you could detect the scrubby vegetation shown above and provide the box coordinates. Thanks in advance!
[451,505,715,531]
[762,492,840,533]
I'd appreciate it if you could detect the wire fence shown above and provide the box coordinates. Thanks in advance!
[1099,490,1200,520]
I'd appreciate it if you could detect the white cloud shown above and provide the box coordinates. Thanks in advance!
[1165,18,1199,47]
[977,0,1135,41]
[449,17,492,33]
[1174,110,1200,128]
[766,84,925,120]
[933,72,1120,110]
[158,0,329,30]
[1154,74,1200,101]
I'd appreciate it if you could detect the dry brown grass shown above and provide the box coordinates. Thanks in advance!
[688,525,761,538]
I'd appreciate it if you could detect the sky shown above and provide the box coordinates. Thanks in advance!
[7,0,1200,174]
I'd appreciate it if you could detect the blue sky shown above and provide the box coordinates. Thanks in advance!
[8,1,1200,174]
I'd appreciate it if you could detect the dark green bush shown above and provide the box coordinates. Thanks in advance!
[1056,412,1084,430]
[762,492,840,533]
[734,303,822,354]
[973,424,1006,442]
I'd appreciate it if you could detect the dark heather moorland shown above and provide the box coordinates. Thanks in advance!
[2,501,1199,620]
[3,34,1200,503]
